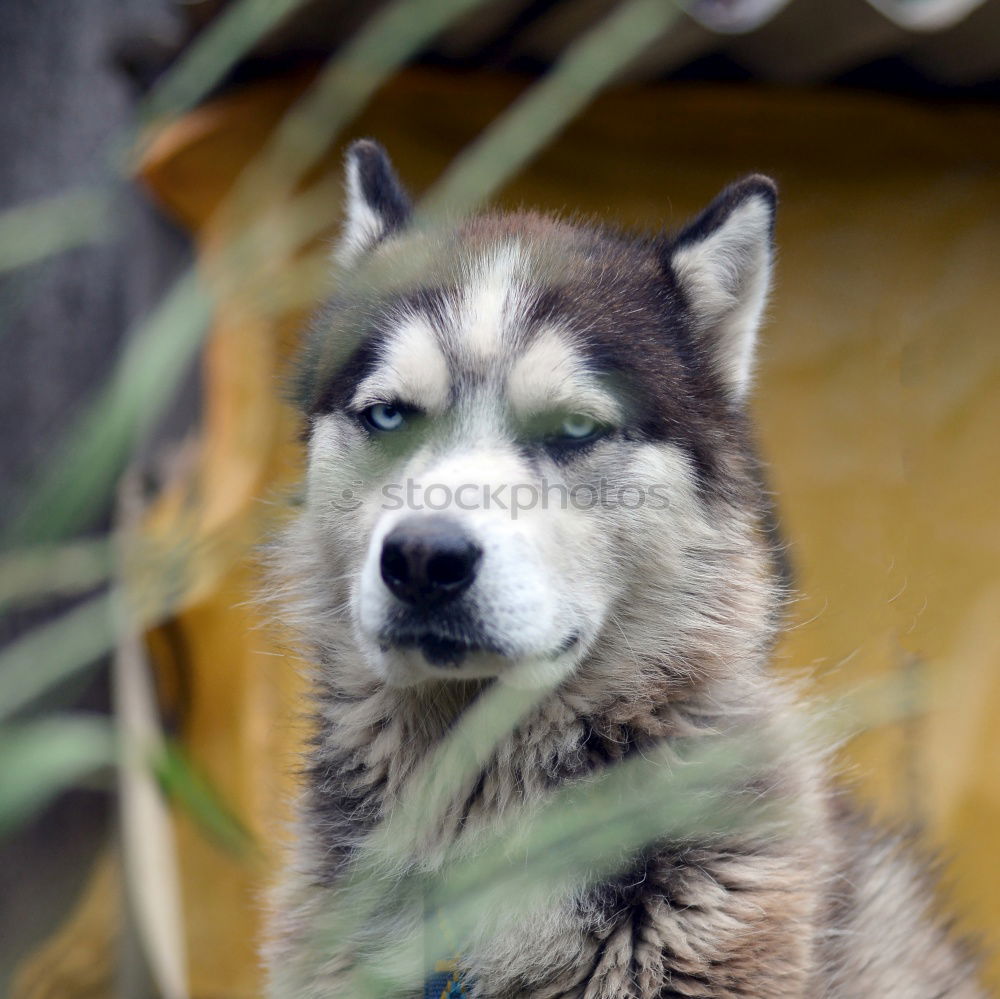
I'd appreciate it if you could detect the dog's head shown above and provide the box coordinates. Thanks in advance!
[289,140,778,688]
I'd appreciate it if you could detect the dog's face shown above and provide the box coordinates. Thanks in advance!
[293,141,776,687]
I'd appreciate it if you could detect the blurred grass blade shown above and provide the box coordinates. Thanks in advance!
[299,671,915,996]
[226,0,495,219]
[137,0,307,128]
[388,666,562,840]
[0,715,115,837]
[5,268,211,544]
[0,516,271,722]
[312,721,787,997]
[112,572,189,999]
[0,188,111,274]
[0,590,115,723]
[428,737,779,916]
[0,538,111,609]
[292,666,577,977]
[273,0,685,314]
[419,0,682,220]
[154,740,254,856]
[405,752,778,995]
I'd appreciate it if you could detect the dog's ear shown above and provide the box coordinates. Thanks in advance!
[668,176,776,399]
[335,139,412,269]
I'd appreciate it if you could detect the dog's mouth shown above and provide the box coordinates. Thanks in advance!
[380,608,504,669]
[380,622,581,670]
[380,630,504,668]
[408,634,490,667]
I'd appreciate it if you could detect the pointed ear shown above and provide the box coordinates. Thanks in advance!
[669,176,777,399]
[335,139,412,269]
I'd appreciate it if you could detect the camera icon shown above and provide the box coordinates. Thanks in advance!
[331,480,364,512]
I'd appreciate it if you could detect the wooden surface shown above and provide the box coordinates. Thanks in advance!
[16,70,1000,996]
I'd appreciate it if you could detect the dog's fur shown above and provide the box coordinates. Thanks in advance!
[263,140,985,998]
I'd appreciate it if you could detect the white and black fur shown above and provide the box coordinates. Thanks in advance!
[264,140,986,998]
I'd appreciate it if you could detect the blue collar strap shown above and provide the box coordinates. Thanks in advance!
[424,959,468,998]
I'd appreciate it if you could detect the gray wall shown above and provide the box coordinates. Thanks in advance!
[0,2,192,987]
[0,0,192,515]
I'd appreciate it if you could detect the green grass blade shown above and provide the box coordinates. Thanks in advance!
[0,590,116,723]
[0,188,112,274]
[418,0,683,220]
[0,538,112,609]
[4,269,211,544]
[225,0,497,221]
[0,715,115,836]
[153,740,255,857]
[137,0,309,127]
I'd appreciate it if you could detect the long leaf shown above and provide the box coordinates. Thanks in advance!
[0,590,115,723]
[0,188,111,275]
[418,0,683,220]
[136,0,309,128]
[5,270,211,544]
[0,715,115,836]
[153,740,254,857]
[0,538,111,609]
[113,583,189,999]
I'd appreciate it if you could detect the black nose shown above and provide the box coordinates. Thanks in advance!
[380,517,482,607]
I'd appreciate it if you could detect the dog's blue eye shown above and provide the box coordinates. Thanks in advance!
[363,403,406,432]
[560,414,599,440]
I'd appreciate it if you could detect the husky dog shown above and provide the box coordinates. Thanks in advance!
[264,140,985,998]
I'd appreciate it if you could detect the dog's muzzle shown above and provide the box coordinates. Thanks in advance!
[378,515,489,668]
